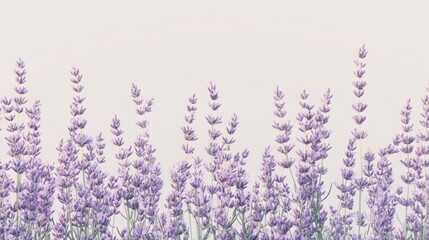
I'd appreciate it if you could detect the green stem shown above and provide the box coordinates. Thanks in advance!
[125,201,131,237]
[404,151,410,238]
[357,121,364,239]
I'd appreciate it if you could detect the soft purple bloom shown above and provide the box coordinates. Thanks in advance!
[367,145,398,239]
[166,161,191,238]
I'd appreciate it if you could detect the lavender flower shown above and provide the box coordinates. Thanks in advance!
[292,89,331,239]
[110,114,134,237]
[186,156,211,240]
[331,137,356,239]
[167,95,196,238]
[22,102,55,239]
[54,68,91,239]
[54,68,116,240]
[367,145,398,238]
[234,150,252,239]
[350,44,370,239]
[272,86,295,189]
[182,94,198,155]
[415,82,429,238]
[206,82,223,157]
[393,99,416,238]
[8,59,30,235]
[174,94,197,239]
[258,147,279,238]
[127,84,163,237]
[166,161,191,238]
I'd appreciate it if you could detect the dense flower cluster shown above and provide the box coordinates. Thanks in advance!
[1,45,429,239]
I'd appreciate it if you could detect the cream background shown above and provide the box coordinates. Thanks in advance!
[0,0,428,228]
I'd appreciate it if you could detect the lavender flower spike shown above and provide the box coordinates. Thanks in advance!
[351,44,369,239]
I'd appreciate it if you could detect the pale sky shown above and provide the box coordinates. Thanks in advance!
[1,1,429,221]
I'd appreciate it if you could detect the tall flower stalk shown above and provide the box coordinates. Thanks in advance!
[351,44,369,239]
[8,59,29,239]
[415,83,429,238]
[272,86,295,238]
[292,89,331,239]
[394,99,415,238]
[55,68,114,239]
[367,144,398,238]
[165,95,197,239]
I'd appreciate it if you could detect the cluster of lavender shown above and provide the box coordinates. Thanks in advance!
[0,59,55,239]
[1,45,429,239]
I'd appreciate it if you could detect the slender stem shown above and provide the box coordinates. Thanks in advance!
[125,200,131,237]
[15,112,22,238]
[16,171,22,231]
[187,204,193,240]
[111,214,116,238]
[404,151,410,237]
[357,122,364,239]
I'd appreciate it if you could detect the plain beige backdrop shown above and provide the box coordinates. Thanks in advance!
[0,0,428,229]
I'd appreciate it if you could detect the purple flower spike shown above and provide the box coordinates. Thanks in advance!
[165,94,201,238]
[166,161,191,238]
[393,99,416,238]
[2,59,34,238]
[411,83,429,239]
[206,82,223,150]
[293,88,332,239]
[222,113,239,149]
[350,45,370,239]
[257,147,280,238]
[186,156,211,240]
[367,145,397,239]
[331,137,356,239]
[131,83,154,129]
[273,87,295,169]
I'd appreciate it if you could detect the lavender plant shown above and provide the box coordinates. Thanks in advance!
[0,59,57,240]
[2,45,429,239]
[165,95,197,238]
[412,83,429,239]
[351,45,370,240]
[394,99,416,238]
[54,68,115,240]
